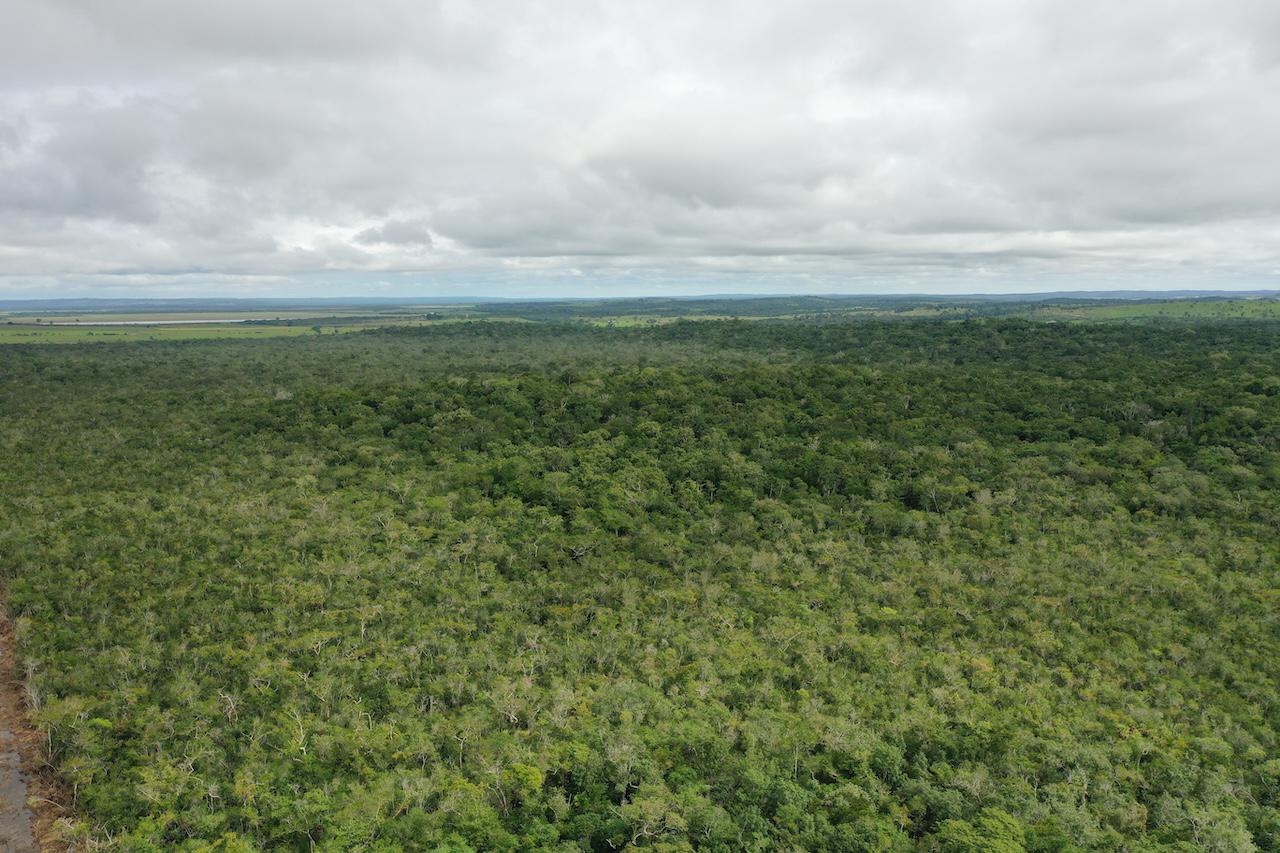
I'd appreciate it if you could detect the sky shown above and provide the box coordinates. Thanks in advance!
[3,0,1280,299]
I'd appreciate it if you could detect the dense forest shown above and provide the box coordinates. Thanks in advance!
[1,319,1278,851]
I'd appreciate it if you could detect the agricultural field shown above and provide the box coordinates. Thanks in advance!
[0,309,471,345]
[2,317,1278,850]
[0,323,355,345]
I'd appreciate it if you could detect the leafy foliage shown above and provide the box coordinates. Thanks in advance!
[1,319,1277,850]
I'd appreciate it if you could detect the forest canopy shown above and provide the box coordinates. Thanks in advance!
[1,318,1277,851]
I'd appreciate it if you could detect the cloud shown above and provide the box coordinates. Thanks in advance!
[2,0,1279,296]
[353,220,435,247]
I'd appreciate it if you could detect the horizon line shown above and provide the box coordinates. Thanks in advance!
[5,287,1280,305]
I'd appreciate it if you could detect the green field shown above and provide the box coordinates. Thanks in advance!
[3,311,377,322]
[0,303,482,345]
[0,324,350,344]
[0,317,469,345]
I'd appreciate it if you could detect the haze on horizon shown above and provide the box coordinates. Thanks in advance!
[4,0,1280,299]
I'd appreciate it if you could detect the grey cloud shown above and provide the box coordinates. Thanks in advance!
[2,0,1280,295]
[1,0,493,86]
[353,220,434,247]
[1,96,163,222]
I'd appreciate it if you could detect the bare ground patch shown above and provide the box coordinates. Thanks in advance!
[0,604,73,851]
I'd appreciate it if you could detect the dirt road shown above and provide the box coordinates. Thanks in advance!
[0,728,35,852]
[0,610,67,852]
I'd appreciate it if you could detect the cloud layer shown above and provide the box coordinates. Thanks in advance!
[4,0,1280,296]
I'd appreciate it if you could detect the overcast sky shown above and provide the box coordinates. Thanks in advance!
[4,1,1280,298]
